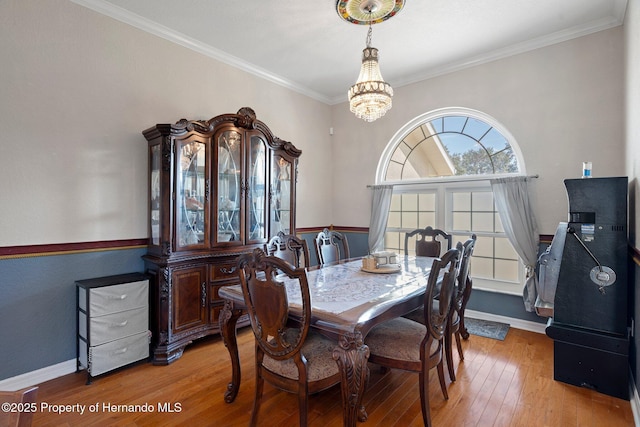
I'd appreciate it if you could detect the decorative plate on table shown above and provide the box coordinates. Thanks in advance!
[361,264,401,274]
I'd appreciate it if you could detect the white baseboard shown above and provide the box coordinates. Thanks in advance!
[465,309,548,334]
[0,359,77,391]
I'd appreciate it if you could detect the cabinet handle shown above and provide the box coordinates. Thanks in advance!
[113,347,128,355]
[205,179,210,202]
[220,266,237,274]
[111,320,128,328]
[107,294,127,300]
[201,282,206,308]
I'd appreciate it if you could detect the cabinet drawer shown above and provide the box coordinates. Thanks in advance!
[82,280,148,316]
[210,264,240,282]
[87,331,150,377]
[79,306,149,346]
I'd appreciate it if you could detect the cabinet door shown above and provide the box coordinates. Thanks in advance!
[175,137,209,250]
[171,266,208,334]
[247,133,268,244]
[149,143,162,246]
[269,153,294,234]
[216,130,243,245]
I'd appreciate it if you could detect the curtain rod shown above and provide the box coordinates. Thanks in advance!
[367,174,539,188]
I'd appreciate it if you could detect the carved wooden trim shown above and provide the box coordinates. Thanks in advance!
[0,238,147,259]
[332,332,370,424]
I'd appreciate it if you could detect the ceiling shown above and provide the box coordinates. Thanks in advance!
[72,0,627,105]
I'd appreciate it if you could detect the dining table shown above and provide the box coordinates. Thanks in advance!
[218,255,438,427]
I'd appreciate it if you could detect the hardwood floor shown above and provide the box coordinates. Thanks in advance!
[31,327,634,426]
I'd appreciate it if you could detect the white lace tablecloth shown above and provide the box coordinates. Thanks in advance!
[282,256,436,316]
[220,255,438,333]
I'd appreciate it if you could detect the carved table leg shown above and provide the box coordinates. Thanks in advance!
[220,299,244,403]
[332,332,370,427]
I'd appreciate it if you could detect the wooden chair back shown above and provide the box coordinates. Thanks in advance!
[444,234,477,381]
[424,248,461,343]
[237,248,311,362]
[453,234,477,312]
[265,231,310,269]
[314,228,350,265]
[237,248,341,426]
[0,386,38,427]
[404,226,452,257]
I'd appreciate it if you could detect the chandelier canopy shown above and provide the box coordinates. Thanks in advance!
[337,0,404,122]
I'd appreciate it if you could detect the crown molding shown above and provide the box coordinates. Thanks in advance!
[70,0,333,104]
[389,13,626,93]
[71,0,627,107]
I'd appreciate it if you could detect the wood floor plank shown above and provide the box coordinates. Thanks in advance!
[28,326,634,426]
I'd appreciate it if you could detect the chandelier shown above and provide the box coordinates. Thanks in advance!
[337,0,404,122]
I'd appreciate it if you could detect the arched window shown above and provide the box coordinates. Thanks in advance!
[378,107,525,182]
[378,107,526,294]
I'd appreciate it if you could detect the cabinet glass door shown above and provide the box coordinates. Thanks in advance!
[150,143,161,246]
[247,135,267,242]
[270,154,293,234]
[176,139,207,249]
[217,131,242,243]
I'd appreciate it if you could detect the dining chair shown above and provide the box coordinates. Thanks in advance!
[0,386,38,427]
[237,248,341,427]
[402,227,453,323]
[265,231,311,269]
[445,234,477,382]
[314,228,350,265]
[365,248,461,427]
[404,226,452,257]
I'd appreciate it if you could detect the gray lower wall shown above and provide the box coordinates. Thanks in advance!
[304,229,547,326]
[0,233,630,383]
[0,249,146,380]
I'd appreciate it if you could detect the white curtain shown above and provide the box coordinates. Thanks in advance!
[368,185,393,253]
[490,176,539,312]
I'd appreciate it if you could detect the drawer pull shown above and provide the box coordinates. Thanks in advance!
[113,347,128,355]
[106,294,128,300]
[111,320,128,328]
[220,266,237,274]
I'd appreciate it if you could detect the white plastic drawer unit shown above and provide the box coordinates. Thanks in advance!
[76,273,150,384]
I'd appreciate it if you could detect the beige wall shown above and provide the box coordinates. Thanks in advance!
[331,27,625,235]
[0,0,333,246]
[624,0,640,394]
[625,0,640,247]
[0,0,627,246]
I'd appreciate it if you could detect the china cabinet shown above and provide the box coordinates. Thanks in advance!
[143,107,301,364]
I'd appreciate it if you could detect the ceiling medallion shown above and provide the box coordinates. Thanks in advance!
[336,0,405,25]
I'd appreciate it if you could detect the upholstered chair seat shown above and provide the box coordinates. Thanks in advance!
[262,330,340,381]
[366,317,440,363]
